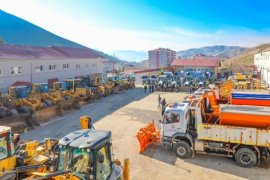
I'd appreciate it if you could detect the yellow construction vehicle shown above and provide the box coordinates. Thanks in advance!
[64,79,92,102]
[20,116,130,180]
[8,86,45,113]
[0,126,17,179]
[0,125,58,179]
[32,83,62,105]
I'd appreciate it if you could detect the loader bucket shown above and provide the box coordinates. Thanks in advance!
[136,120,160,153]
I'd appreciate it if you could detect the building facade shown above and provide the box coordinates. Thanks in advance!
[254,49,270,87]
[171,58,220,78]
[141,59,149,69]
[103,60,116,73]
[0,45,105,93]
[148,48,176,68]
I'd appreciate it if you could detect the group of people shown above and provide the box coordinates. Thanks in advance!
[144,84,155,93]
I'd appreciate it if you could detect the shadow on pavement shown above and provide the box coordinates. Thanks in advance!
[141,143,270,179]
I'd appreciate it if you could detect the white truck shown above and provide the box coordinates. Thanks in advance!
[160,102,270,167]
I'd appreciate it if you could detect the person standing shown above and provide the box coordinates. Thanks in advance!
[151,84,154,93]
[149,84,152,93]
[144,84,147,93]
[161,98,167,116]
[158,94,161,107]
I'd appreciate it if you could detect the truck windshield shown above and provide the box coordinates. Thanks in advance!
[0,133,8,160]
[150,75,156,78]
[164,112,180,124]
[141,76,147,79]
[57,145,71,170]
[72,148,92,179]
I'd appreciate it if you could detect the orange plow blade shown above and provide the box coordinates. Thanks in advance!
[136,120,161,153]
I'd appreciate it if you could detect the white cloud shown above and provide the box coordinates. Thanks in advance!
[1,0,270,53]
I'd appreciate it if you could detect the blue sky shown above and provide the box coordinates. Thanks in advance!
[0,0,270,60]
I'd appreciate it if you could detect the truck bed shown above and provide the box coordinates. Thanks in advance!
[197,123,270,147]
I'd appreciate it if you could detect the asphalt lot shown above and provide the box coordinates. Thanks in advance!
[22,86,270,180]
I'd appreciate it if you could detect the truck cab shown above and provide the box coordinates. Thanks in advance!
[141,75,148,85]
[0,126,16,179]
[149,74,157,84]
[56,129,122,180]
[161,103,199,151]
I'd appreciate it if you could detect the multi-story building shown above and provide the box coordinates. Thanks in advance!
[0,45,105,93]
[148,48,176,68]
[103,60,116,73]
[141,59,149,69]
[254,48,270,87]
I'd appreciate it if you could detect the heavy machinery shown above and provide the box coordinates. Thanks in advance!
[0,125,59,179]
[138,94,270,168]
[8,86,45,113]
[52,81,81,110]
[32,83,61,106]
[141,75,148,85]
[20,116,130,180]
[0,126,17,179]
[64,79,93,103]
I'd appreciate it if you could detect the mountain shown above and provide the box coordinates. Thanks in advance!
[222,43,270,72]
[177,45,246,59]
[110,50,148,62]
[0,10,125,62]
[0,10,84,48]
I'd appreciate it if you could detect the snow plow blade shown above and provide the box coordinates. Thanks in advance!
[136,120,160,153]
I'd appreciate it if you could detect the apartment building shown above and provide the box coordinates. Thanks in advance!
[148,48,176,68]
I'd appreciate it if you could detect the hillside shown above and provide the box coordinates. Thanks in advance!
[222,43,270,71]
[0,10,125,62]
[177,45,246,59]
[0,10,84,48]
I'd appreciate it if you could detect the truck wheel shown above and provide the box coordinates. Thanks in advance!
[235,148,257,168]
[173,141,192,159]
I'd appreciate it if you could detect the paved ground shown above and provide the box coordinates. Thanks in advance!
[22,87,270,180]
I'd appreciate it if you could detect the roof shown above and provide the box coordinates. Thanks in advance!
[134,67,170,74]
[12,81,32,87]
[171,58,220,67]
[0,44,105,59]
[59,129,111,149]
[165,102,189,112]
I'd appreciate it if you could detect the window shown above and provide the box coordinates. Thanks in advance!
[0,134,8,160]
[76,64,81,69]
[11,66,22,74]
[85,63,89,68]
[164,112,180,124]
[0,68,2,76]
[35,65,44,72]
[63,64,69,69]
[49,64,57,71]
[96,145,111,180]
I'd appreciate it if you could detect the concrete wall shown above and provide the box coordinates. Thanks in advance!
[254,50,270,87]
[0,58,104,93]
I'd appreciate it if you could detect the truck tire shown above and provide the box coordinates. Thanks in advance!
[235,148,257,168]
[173,141,192,159]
